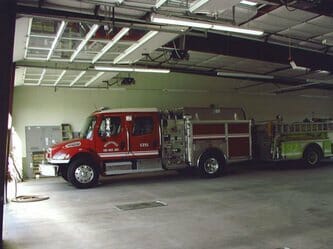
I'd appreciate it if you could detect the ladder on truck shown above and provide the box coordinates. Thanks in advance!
[275,121,333,135]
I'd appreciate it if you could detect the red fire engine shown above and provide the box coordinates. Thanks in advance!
[46,107,252,188]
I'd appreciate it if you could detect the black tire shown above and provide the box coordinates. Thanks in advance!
[67,157,99,189]
[303,146,322,167]
[198,151,225,178]
[59,165,68,181]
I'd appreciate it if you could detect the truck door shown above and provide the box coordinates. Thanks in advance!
[129,114,160,158]
[95,115,128,159]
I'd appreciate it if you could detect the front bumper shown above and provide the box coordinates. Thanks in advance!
[47,159,70,164]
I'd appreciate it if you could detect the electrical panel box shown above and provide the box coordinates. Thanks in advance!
[25,126,62,178]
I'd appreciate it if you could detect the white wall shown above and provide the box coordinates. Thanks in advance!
[13,72,333,158]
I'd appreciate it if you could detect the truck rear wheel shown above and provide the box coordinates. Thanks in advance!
[303,146,322,167]
[67,157,99,188]
[199,151,225,178]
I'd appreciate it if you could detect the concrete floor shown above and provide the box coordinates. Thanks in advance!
[3,162,333,249]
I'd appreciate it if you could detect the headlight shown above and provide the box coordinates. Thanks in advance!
[53,152,69,160]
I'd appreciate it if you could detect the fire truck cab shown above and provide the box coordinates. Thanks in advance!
[47,107,252,188]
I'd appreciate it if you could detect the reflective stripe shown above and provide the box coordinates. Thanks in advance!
[98,150,159,158]
[99,152,130,158]
[132,151,159,156]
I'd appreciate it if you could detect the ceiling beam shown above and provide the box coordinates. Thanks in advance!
[70,24,99,62]
[47,21,67,60]
[85,72,104,87]
[92,27,130,64]
[16,60,92,70]
[70,71,86,87]
[184,33,333,72]
[53,70,66,86]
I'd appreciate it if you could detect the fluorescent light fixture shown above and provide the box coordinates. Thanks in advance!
[54,70,67,86]
[189,0,209,12]
[70,71,86,87]
[134,68,170,73]
[85,72,104,87]
[240,0,257,6]
[94,66,170,73]
[113,31,159,64]
[151,15,211,29]
[151,14,264,36]
[47,21,67,60]
[164,88,208,93]
[315,70,330,74]
[92,27,130,64]
[155,0,168,9]
[212,24,263,36]
[92,0,124,4]
[70,24,99,62]
[217,72,274,80]
[24,83,40,86]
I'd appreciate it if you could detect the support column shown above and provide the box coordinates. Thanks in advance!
[0,0,16,244]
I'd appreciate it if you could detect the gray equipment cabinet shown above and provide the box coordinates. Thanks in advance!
[25,126,62,178]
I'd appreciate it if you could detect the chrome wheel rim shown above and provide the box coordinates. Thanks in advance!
[74,165,94,183]
[204,158,219,174]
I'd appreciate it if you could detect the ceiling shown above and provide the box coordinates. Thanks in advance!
[14,0,333,95]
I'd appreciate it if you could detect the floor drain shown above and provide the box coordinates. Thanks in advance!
[11,195,49,203]
[116,200,167,211]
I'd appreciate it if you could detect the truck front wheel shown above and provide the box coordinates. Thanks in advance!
[59,165,68,181]
[199,151,225,178]
[67,158,99,188]
[303,146,322,167]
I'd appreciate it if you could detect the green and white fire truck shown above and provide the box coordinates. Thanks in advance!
[254,118,333,166]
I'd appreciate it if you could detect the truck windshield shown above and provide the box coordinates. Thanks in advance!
[80,116,96,139]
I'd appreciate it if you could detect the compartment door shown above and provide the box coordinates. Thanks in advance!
[227,122,251,159]
[129,115,160,159]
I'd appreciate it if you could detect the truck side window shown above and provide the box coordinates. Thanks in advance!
[133,117,153,136]
[99,117,121,137]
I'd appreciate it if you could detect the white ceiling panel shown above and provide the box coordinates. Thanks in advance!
[249,14,299,31]
[268,6,318,22]
[307,16,333,30]
[268,34,304,46]
[219,5,257,25]
[286,23,332,38]
[278,28,312,40]
[114,31,181,64]
[193,0,240,13]
[245,20,286,33]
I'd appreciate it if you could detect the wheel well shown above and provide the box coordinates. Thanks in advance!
[197,148,225,166]
[303,143,323,157]
[70,153,100,169]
